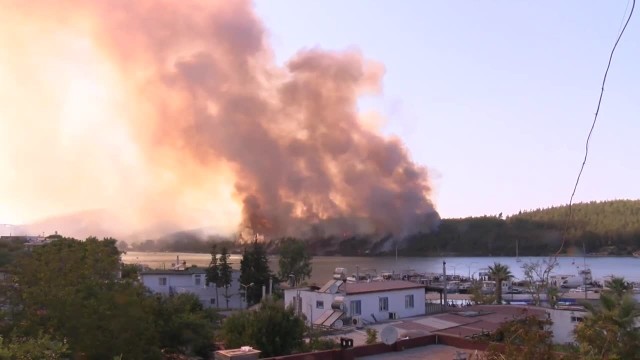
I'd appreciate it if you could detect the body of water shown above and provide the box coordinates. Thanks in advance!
[122,252,640,284]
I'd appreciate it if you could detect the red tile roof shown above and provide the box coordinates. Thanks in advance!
[343,280,425,295]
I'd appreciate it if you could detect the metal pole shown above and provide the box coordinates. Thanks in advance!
[443,261,448,309]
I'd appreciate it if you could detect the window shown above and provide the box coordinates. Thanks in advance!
[210,298,216,305]
[159,277,167,286]
[379,297,389,312]
[571,316,584,323]
[405,294,414,309]
[194,274,202,286]
[316,300,324,309]
[350,300,362,316]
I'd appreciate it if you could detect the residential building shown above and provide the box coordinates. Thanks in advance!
[284,278,426,329]
[140,265,245,309]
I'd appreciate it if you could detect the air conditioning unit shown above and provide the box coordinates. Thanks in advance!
[388,312,398,320]
[351,316,363,328]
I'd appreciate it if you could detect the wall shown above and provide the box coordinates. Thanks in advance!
[351,287,425,323]
[141,270,245,309]
[547,308,584,344]
[284,288,337,324]
[284,287,425,326]
[262,334,485,360]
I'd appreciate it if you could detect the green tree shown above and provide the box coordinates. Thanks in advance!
[574,291,640,359]
[239,240,272,306]
[469,282,495,305]
[153,293,220,358]
[0,333,69,360]
[218,247,233,309]
[277,238,312,286]
[365,328,378,345]
[521,258,558,306]
[220,299,305,357]
[484,309,561,360]
[604,276,632,298]
[488,262,512,304]
[206,244,220,307]
[120,263,141,281]
[8,237,162,359]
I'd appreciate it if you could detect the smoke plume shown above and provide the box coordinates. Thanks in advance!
[0,0,438,240]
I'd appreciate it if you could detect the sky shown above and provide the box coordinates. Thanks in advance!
[254,0,640,219]
[0,1,638,237]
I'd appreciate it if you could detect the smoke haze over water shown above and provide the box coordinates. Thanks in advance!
[0,0,438,240]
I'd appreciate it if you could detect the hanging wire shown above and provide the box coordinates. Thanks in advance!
[554,0,636,257]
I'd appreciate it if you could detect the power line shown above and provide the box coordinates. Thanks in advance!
[555,0,636,257]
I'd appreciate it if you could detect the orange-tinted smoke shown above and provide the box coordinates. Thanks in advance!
[0,0,438,240]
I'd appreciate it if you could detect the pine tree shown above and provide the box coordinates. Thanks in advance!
[218,247,232,309]
[205,244,220,307]
[239,239,272,306]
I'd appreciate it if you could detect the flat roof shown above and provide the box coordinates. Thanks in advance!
[344,280,425,295]
[140,267,206,275]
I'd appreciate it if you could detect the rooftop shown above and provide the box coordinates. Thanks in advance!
[140,267,207,275]
[342,280,425,295]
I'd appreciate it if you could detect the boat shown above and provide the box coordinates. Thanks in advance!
[516,238,522,262]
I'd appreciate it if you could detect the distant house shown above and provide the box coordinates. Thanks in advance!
[284,278,426,329]
[140,265,245,309]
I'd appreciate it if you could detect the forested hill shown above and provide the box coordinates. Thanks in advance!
[398,200,640,257]
[122,200,640,257]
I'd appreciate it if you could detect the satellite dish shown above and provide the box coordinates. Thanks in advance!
[380,326,399,345]
[333,319,343,329]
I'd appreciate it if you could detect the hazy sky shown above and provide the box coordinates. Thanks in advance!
[254,1,639,219]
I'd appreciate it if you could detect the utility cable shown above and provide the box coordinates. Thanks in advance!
[555,0,635,257]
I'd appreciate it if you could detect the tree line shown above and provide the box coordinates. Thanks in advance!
[120,200,640,257]
[402,200,640,257]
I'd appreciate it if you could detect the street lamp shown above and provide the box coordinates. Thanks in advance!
[241,282,254,309]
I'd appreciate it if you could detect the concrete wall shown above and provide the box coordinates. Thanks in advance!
[547,308,585,344]
[284,287,425,325]
[351,288,425,323]
[141,270,245,309]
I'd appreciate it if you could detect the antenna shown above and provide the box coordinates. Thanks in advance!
[380,326,399,345]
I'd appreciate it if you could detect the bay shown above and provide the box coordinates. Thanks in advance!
[122,251,640,284]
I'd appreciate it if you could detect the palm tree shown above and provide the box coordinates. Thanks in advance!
[605,276,632,298]
[574,292,640,358]
[488,262,513,304]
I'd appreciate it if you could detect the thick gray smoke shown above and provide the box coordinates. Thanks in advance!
[0,0,439,240]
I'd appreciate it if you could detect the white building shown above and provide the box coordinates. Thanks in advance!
[284,279,426,329]
[547,306,586,344]
[140,266,245,310]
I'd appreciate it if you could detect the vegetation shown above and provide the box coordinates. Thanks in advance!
[400,200,640,257]
[487,262,512,304]
[206,244,221,307]
[219,299,305,358]
[218,247,233,309]
[0,333,69,360]
[365,328,378,345]
[574,278,640,359]
[484,309,570,360]
[239,240,272,306]
[131,234,236,253]
[277,237,312,286]
[521,258,559,307]
[469,282,495,305]
[121,200,640,257]
[2,236,219,359]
